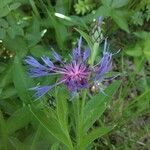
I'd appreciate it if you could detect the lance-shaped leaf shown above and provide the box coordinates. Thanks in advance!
[83,81,121,133]
[6,107,32,134]
[55,87,69,133]
[78,126,114,149]
[29,106,73,150]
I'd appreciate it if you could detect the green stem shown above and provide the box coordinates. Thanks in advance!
[29,0,40,18]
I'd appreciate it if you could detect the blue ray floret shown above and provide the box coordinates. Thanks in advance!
[25,37,115,99]
[29,86,52,98]
[95,39,112,80]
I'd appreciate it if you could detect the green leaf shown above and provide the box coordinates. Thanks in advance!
[0,18,9,28]
[119,90,150,127]
[83,81,121,133]
[9,2,21,10]
[0,109,8,150]
[0,0,15,18]
[9,137,30,150]
[13,56,34,104]
[80,5,112,24]
[0,28,6,39]
[112,10,129,33]
[30,126,42,150]
[0,0,12,9]
[4,37,28,56]
[29,0,40,18]
[125,43,142,57]
[74,0,96,15]
[29,106,73,150]
[6,107,32,134]
[25,17,41,47]
[25,33,41,47]
[127,32,150,59]
[0,86,17,99]
[7,27,16,39]
[30,45,51,58]
[134,31,150,39]
[50,143,60,150]
[11,25,24,37]
[132,11,143,26]
[0,7,10,18]
[79,126,114,149]
[95,5,111,17]
[56,87,68,132]
[55,0,69,14]
[0,64,12,89]
[143,38,150,60]
[75,28,93,51]
[101,0,129,8]
[0,98,20,115]
[101,0,112,7]
[111,0,129,8]
[46,6,68,50]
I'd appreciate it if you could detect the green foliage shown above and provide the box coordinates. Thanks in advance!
[0,0,150,149]
[0,0,21,18]
[83,81,121,133]
[0,109,8,150]
[125,31,150,63]
[55,87,69,132]
[6,106,32,134]
[13,56,33,104]
[74,0,96,15]
[132,11,144,26]
[101,0,129,8]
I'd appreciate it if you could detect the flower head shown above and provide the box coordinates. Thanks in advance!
[25,37,114,99]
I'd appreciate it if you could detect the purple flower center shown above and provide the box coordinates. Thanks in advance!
[62,62,89,91]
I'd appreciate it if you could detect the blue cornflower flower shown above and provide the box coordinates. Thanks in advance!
[25,37,114,99]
